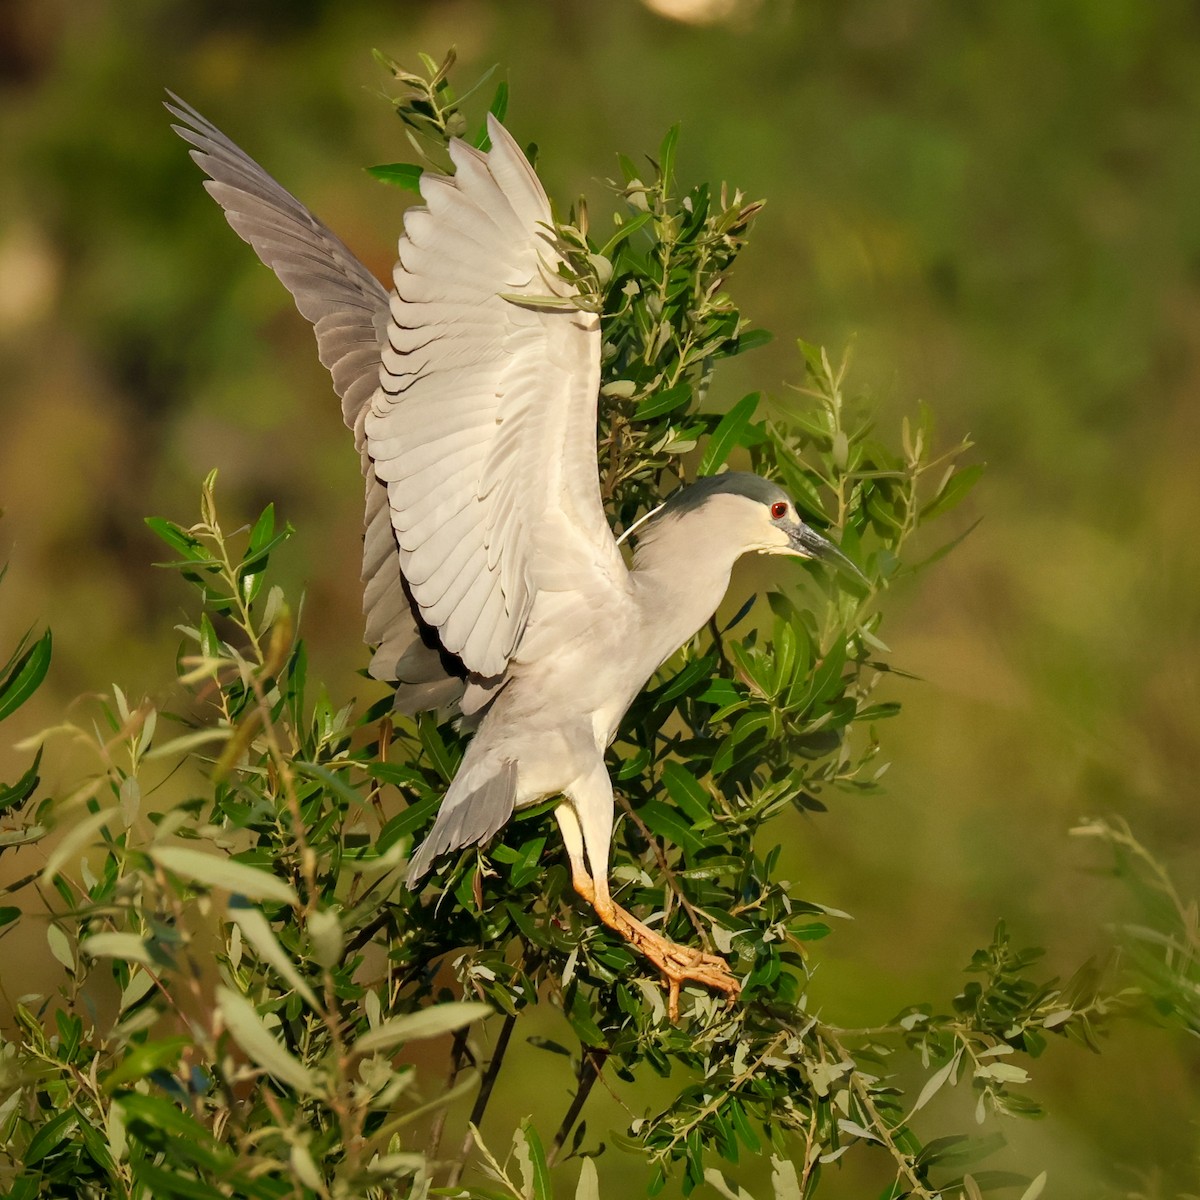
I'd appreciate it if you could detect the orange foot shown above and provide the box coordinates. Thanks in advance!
[594,896,741,1022]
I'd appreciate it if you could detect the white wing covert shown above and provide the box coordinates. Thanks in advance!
[367,115,629,681]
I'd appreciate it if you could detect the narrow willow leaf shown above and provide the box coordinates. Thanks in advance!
[0,628,52,723]
[520,1119,552,1200]
[216,985,319,1094]
[228,900,318,1009]
[41,806,114,884]
[920,462,983,521]
[81,932,155,966]
[142,729,231,761]
[575,1156,600,1200]
[354,1002,491,1054]
[698,392,760,476]
[0,747,42,814]
[770,1155,803,1200]
[152,846,297,905]
[366,162,424,192]
[913,1049,961,1112]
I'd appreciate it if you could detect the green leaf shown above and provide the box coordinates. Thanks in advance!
[636,799,706,857]
[699,393,761,476]
[489,79,509,120]
[144,516,206,560]
[598,210,653,257]
[658,123,680,188]
[367,162,425,192]
[0,628,51,723]
[228,898,318,1008]
[0,905,19,928]
[509,835,547,889]
[417,712,458,782]
[636,382,692,419]
[151,846,298,905]
[119,1093,216,1145]
[735,327,774,355]
[920,463,983,521]
[131,1162,227,1200]
[355,1002,491,1054]
[377,792,442,852]
[0,747,42,814]
[655,654,716,704]
[519,1119,553,1200]
[23,1108,76,1165]
[104,1037,190,1090]
[729,1098,762,1154]
[216,985,320,1094]
[660,761,712,827]
[712,711,774,774]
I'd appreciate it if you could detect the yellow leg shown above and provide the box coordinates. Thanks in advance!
[554,804,740,1021]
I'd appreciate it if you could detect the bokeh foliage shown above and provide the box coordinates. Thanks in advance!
[1,50,1184,1200]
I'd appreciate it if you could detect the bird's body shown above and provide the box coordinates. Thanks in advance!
[410,494,757,877]
[169,96,859,1015]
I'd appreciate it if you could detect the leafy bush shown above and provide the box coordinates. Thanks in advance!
[0,51,1167,1200]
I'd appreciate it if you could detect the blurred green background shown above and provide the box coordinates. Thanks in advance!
[1,0,1198,1194]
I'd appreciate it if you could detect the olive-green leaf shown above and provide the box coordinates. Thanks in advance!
[575,1156,600,1200]
[366,162,424,192]
[216,985,319,1094]
[81,932,155,966]
[354,1001,491,1055]
[228,899,318,1008]
[698,392,760,477]
[0,628,51,723]
[152,846,297,906]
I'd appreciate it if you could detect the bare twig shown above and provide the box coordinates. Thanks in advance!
[549,1049,605,1167]
[428,1027,472,1163]
[446,1011,517,1187]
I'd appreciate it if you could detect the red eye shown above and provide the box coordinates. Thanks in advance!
[770,501,788,520]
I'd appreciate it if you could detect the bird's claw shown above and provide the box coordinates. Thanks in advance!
[642,939,741,1023]
[593,897,740,1022]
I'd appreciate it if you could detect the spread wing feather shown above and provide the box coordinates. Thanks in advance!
[367,115,629,680]
[166,94,463,709]
[171,99,626,701]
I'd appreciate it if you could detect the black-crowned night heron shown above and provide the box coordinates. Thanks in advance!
[169,97,860,1016]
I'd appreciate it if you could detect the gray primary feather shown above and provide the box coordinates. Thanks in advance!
[166,94,465,711]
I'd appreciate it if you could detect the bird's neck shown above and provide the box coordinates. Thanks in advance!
[628,543,740,674]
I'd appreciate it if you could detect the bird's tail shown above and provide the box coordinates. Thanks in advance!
[405,760,518,888]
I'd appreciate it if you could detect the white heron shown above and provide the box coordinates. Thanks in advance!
[169,97,860,1016]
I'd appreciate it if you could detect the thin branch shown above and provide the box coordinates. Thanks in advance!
[428,1027,472,1162]
[446,1011,517,1188]
[549,1049,605,1167]
[616,792,711,947]
[818,1023,938,1200]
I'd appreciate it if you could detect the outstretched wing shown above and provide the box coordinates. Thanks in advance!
[166,95,463,710]
[368,115,630,681]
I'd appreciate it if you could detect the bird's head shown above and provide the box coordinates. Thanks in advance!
[635,472,865,583]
